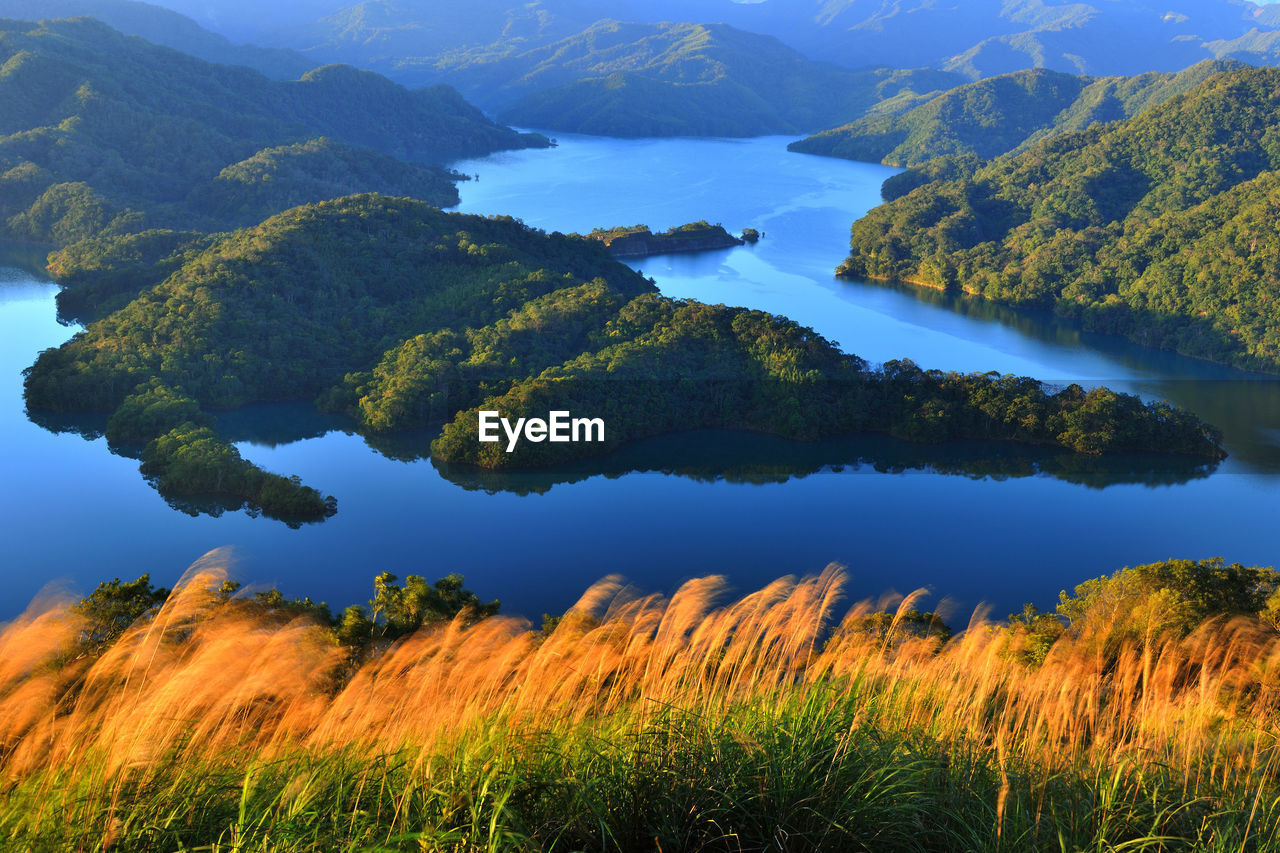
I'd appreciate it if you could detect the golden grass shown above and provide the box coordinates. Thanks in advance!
[1,549,1279,849]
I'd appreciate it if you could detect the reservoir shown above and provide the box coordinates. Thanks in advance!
[3,133,1279,624]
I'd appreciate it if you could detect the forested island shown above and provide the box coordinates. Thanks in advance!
[835,64,1280,374]
[586,221,750,258]
[25,195,1224,519]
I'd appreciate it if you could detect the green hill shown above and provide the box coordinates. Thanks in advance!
[839,65,1280,373]
[0,17,546,246]
[443,21,962,138]
[25,195,1224,517]
[789,62,1245,168]
[222,1,1280,140]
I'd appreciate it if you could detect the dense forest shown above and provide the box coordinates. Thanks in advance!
[17,1,1280,144]
[789,61,1241,168]
[0,17,545,246]
[839,64,1280,374]
[24,195,1224,515]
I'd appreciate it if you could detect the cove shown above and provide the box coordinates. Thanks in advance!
[2,133,1278,624]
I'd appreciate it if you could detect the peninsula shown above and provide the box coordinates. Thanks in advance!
[26,196,1225,519]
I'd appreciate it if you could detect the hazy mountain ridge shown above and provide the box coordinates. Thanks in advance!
[0,0,316,78]
[106,0,1280,142]
[471,21,963,137]
[203,0,1280,82]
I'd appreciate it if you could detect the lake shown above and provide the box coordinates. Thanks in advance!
[3,133,1279,625]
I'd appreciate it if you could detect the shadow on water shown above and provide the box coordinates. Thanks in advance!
[30,402,1217,511]
[0,242,56,280]
[24,409,109,442]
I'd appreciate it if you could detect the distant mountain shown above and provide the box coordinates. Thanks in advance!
[0,0,316,78]
[120,0,351,44]
[620,0,1280,77]
[465,21,962,137]
[0,17,546,247]
[282,0,604,72]
[790,61,1244,167]
[216,0,1280,84]
[838,64,1280,373]
[108,0,1280,142]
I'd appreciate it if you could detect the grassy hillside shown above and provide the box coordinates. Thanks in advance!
[839,65,1280,373]
[5,556,1280,849]
[0,17,545,245]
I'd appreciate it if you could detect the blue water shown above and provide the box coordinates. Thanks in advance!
[3,133,1279,625]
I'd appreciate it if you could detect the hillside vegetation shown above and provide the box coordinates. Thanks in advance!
[790,61,1242,168]
[160,0,1280,140]
[839,65,1280,373]
[0,17,544,245]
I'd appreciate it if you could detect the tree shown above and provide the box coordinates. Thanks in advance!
[369,572,500,639]
[1057,557,1279,644]
[72,574,170,654]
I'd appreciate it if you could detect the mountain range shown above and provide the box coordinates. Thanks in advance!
[170,0,1280,81]
[0,17,544,247]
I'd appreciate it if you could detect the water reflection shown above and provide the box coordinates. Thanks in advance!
[215,404,1219,498]
[432,430,1216,496]
[216,403,352,447]
[27,388,1222,522]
